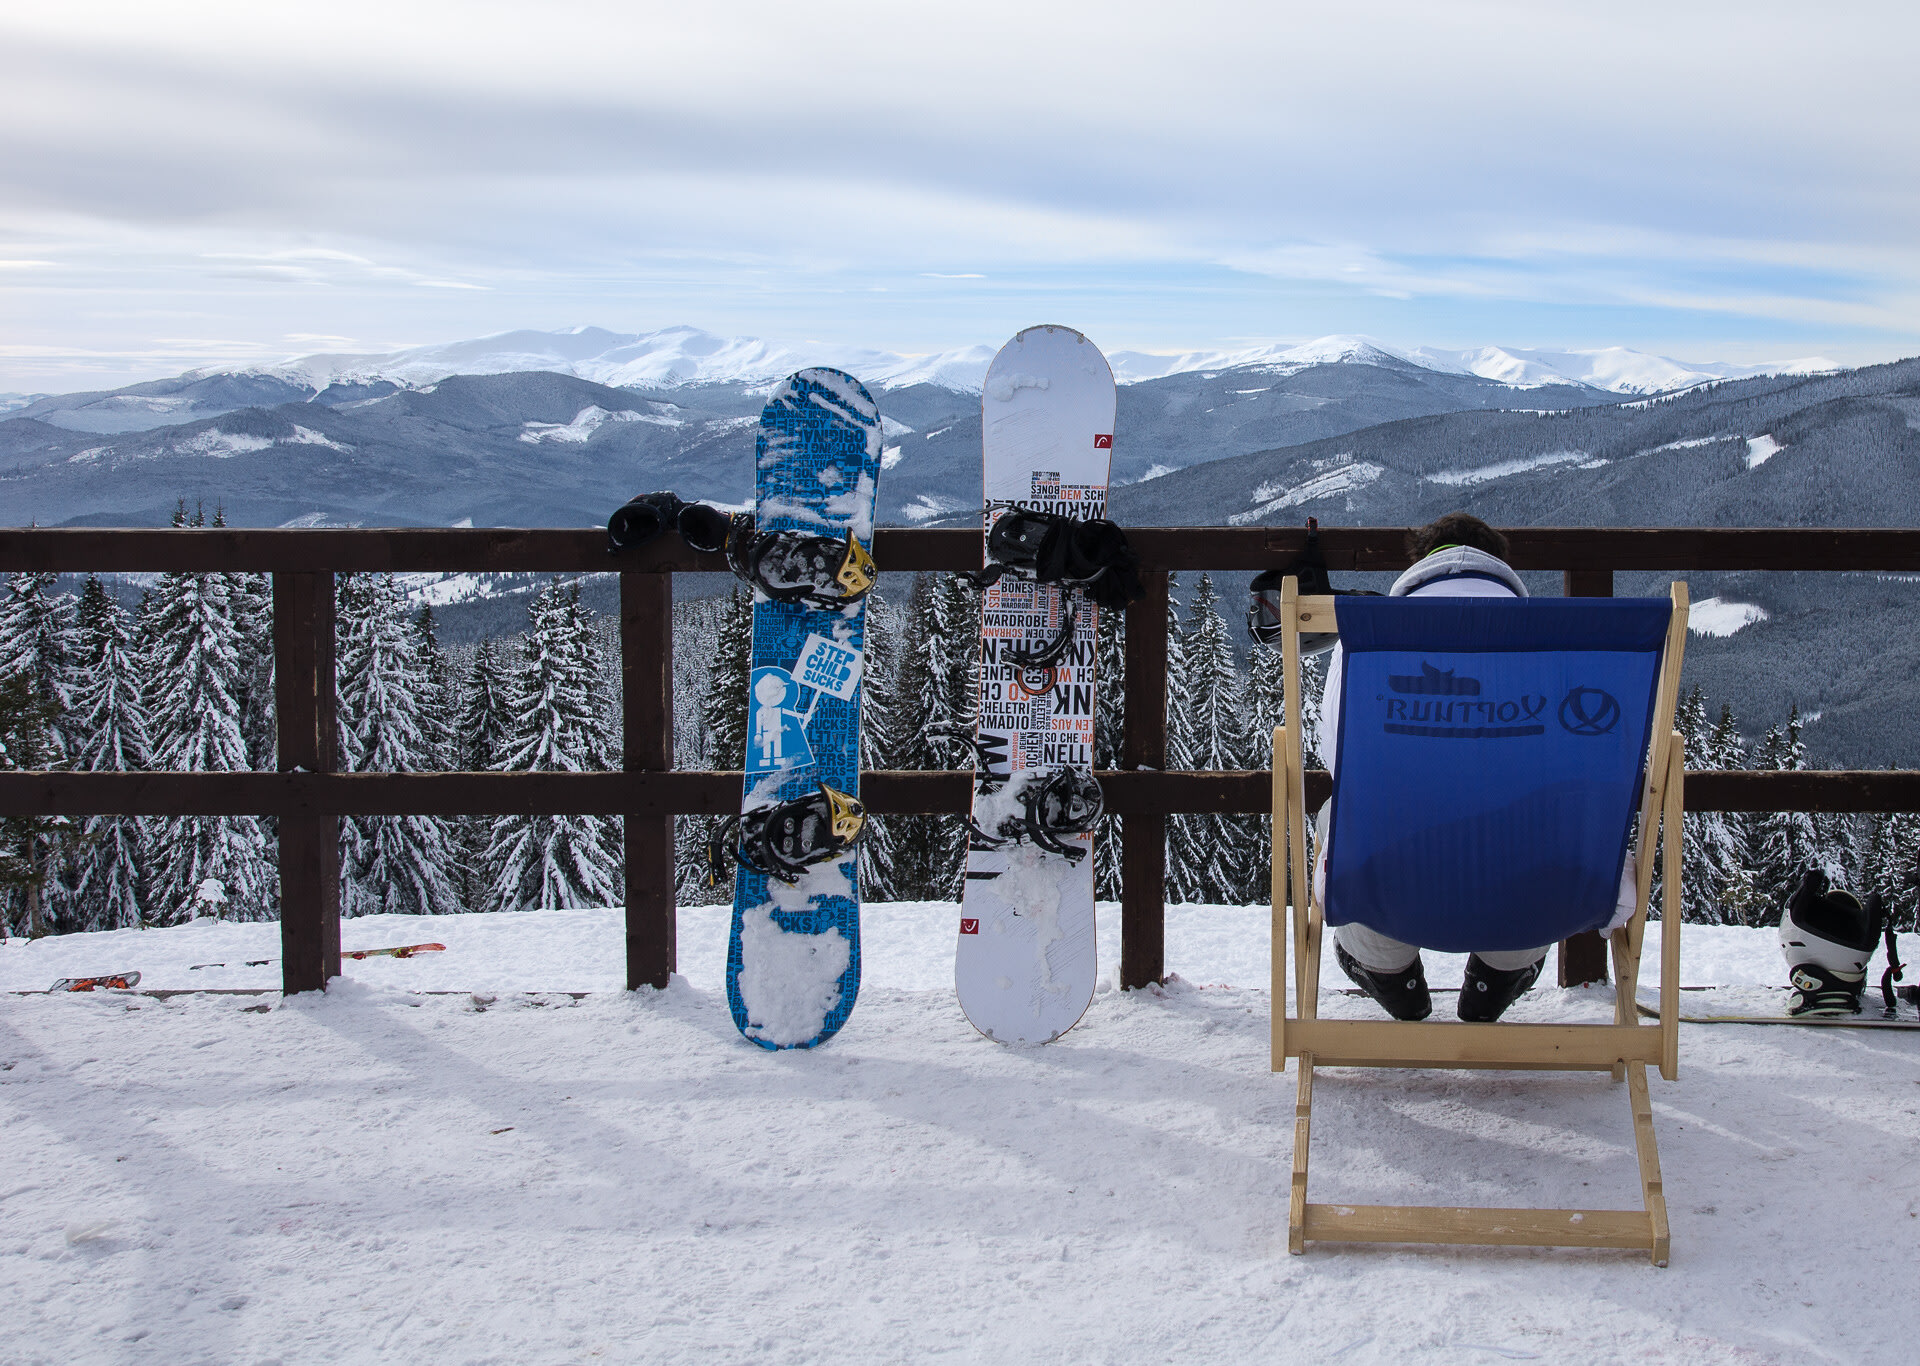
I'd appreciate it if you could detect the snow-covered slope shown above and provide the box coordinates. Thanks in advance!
[6,910,1916,1365]
[196,326,1831,398]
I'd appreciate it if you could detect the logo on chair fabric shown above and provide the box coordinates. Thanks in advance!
[1558,687,1621,736]
[1388,661,1481,696]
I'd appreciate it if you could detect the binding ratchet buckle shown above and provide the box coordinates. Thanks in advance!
[706,782,868,887]
[725,516,877,609]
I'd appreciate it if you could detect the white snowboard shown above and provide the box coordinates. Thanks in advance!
[954,325,1116,1045]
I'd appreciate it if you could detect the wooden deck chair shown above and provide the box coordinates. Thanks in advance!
[1270,579,1689,1264]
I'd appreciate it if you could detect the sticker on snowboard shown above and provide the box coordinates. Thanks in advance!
[724,369,882,1050]
[954,326,1116,1045]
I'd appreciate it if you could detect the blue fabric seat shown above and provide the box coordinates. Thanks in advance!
[1323,596,1672,953]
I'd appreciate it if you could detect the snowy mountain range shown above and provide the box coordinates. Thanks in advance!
[149,325,1837,401]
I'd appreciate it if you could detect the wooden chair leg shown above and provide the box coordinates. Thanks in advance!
[1628,1062,1671,1267]
[1290,1052,1315,1254]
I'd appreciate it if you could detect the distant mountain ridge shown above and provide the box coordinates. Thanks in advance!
[7,326,1836,439]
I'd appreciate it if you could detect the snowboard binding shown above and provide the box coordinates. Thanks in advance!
[724,514,876,608]
[707,782,867,886]
[607,491,733,555]
[965,505,1142,668]
[1247,518,1381,656]
[966,506,1143,610]
[957,754,1104,864]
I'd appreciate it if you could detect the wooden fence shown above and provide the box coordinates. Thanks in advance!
[5,524,1920,996]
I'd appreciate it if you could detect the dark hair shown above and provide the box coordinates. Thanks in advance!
[1407,512,1509,563]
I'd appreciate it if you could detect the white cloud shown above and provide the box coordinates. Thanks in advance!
[2,2,1919,389]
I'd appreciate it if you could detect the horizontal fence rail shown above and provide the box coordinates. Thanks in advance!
[5,523,1919,997]
[10,525,1920,574]
[5,769,1920,817]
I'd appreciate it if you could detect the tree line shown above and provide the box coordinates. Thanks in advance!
[4,539,1915,934]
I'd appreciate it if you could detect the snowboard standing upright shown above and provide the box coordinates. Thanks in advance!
[725,369,883,1050]
[954,326,1116,1044]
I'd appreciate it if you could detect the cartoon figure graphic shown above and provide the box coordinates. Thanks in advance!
[746,667,815,775]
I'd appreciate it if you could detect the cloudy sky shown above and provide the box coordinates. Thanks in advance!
[2,0,1916,392]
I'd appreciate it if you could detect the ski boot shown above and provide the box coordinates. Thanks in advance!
[1780,868,1884,1016]
[1457,953,1545,1022]
[1335,942,1432,1022]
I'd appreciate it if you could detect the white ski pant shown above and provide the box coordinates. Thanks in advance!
[1334,920,1549,975]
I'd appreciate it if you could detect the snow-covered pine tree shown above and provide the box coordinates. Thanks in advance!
[882,573,974,900]
[1746,707,1834,926]
[334,573,460,917]
[682,587,752,905]
[66,576,152,931]
[1165,574,1254,904]
[856,588,901,902]
[0,671,83,938]
[142,513,274,924]
[413,605,457,773]
[1702,702,1762,924]
[1240,642,1286,905]
[211,507,276,769]
[487,579,622,911]
[0,570,79,761]
[1670,687,1741,923]
[1092,596,1125,902]
[455,635,515,910]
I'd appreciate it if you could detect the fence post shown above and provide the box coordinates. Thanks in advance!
[1560,567,1615,987]
[1121,570,1170,989]
[274,571,339,994]
[623,571,675,990]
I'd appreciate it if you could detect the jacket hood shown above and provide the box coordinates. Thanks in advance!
[1389,545,1528,598]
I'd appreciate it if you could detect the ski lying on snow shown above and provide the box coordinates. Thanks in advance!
[954,326,1115,1046]
[48,972,141,992]
[188,943,446,970]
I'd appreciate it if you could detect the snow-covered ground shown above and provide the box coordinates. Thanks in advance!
[4,906,1916,1364]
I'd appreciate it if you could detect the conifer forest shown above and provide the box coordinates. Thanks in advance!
[3,547,1914,938]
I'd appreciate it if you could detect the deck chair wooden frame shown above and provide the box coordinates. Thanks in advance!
[1271,579,1689,1265]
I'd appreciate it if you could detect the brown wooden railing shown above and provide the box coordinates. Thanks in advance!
[5,525,1920,996]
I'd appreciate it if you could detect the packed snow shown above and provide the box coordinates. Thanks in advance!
[1425,449,1591,487]
[3,905,1916,1364]
[1229,458,1385,524]
[1746,434,1784,468]
[1689,597,1771,638]
[517,405,656,444]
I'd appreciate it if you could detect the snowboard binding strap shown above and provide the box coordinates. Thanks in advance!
[724,514,876,608]
[935,727,1104,864]
[965,505,1143,610]
[707,782,867,886]
[970,764,1104,863]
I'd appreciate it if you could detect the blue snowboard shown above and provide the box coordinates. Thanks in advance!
[725,369,882,1050]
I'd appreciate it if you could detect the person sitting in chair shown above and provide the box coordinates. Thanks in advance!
[1320,512,1550,1024]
